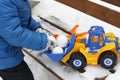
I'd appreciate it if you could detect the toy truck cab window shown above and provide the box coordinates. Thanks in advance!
[91,35,104,46]
[100,35,104,46]
[91,35,99,42]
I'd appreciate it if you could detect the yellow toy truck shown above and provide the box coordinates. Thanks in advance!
[45,25,120,70]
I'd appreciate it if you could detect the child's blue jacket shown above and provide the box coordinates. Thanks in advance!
[0,0,48,70]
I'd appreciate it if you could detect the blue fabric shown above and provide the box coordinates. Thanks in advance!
[0,0,48,70]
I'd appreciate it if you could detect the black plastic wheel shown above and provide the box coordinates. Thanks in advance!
[69,52,86,70]
[99,51,117,69]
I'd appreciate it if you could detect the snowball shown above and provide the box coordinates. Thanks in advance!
[56,35,68,48]
[52,47,64,54]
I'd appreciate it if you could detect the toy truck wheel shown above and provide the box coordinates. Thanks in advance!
[69,52,86,70]
[99,51,117,69]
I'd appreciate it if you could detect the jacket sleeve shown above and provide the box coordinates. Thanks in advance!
[0,0,48,50]
[28,17,42,31]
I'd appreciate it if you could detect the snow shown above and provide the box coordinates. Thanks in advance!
[89,0,120,13]
[32,0,120,36]
[52,47,64,53]
[48,36,56,43]
[25,50,87,80]
[106,69,120,80]
[31,0,120,80]
[24,52,58,80]
[56,35,68,47]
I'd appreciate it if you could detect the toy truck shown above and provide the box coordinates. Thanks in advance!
[44,25,120,70]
